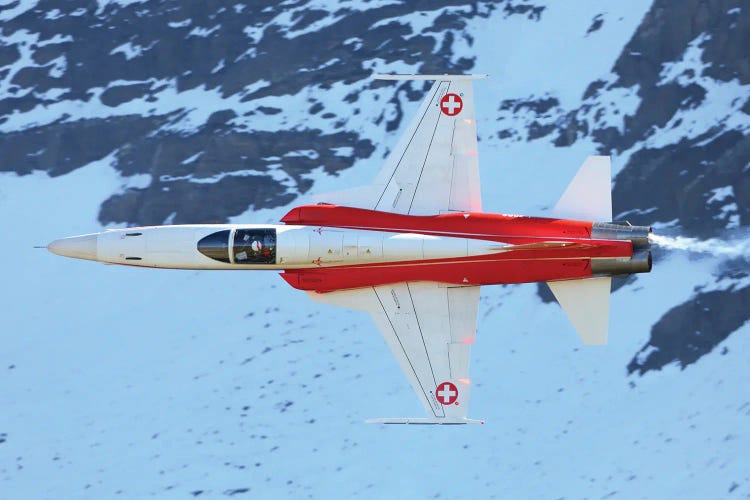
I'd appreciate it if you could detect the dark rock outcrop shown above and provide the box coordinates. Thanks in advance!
[628,282,750,375]
[1,0,531,225]
[525,0,749,373]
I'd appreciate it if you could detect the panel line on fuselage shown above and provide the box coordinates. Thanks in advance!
[291,224,594,243]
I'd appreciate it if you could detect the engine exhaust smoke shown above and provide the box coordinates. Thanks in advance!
[650,234,750,258]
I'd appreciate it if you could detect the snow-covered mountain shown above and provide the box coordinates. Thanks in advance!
[1,0,748,498]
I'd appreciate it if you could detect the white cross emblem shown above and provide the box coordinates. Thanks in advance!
[440,93,463,116]
[437,382,457,404]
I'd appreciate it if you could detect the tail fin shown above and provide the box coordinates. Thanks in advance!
[547,277,611,345]
[552,156,612,222]
[548,156,613,345]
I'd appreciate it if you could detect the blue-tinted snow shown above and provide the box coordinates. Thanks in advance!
[470,0,653,107]
[2,163,749,498]
[109,42,152,61]
[0,0,40,22]
[648,33,750,148]
[2,0,750,498]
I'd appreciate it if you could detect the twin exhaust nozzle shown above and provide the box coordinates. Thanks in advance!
[590,222,653,276]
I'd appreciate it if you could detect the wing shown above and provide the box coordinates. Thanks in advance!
[308,282,483,424]
[314,74,485,215]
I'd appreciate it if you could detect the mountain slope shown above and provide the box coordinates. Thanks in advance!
[1,0,749,498]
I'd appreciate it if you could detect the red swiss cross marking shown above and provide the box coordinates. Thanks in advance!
[440,93,463,116]
[436,381,458,405]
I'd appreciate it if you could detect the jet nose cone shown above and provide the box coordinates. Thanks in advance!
[47,234,98,261]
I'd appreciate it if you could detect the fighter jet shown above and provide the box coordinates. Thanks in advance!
[48,74,652,424]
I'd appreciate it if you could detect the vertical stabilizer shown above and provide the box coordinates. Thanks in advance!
[552,156,612,222]
[547,277,611,345]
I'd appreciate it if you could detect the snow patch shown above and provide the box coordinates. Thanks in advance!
[0,0,40,21]
[331,146,354,157]
[37,34,74,46]
[167,19,192,28]
[121,172,152,190]
[362,57,420,75]
[723,204,741,229]
[299,58,340,73]
[471,0,653,108]
[46,55,66,78]
[342,37,362,51]
[585,82,641,134]
[95,0,150,14]
[264,0,403,41]
[372,5,471,35]
[211,59,225,74]
[634,344,659,366]
[0,29,43,99]
[110,41,155,60]
[3,3,750,498]
[0,77,274,134]
[163,211,177,224]
[612,33,750,174]
[161,169,275,185]
[44,8,65,20]
[242,24,265,45]
[707,185,733,204]
[268,9,345,40]
[181,151,204,164]
[655,32,750,146]
[286,149,319,160]
[188,25,220,38]
[659,33,712,85]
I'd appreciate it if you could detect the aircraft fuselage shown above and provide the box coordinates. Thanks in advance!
[48,204,651,292]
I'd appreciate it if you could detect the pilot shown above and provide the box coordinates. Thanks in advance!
[251,240,262,257]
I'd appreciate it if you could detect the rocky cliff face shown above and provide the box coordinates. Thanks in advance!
[3,1,750,497]
[497,0,749,236]
[517,0,749,374]
[606,0,749,375]
[0,0,527,224]
[1,1,748,375]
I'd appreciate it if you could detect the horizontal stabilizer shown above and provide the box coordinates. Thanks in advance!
[365,417,484,425]
[552,156,612,222]
[547,277,611,345]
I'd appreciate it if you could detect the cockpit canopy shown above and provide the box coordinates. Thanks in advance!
[197,228,276,264]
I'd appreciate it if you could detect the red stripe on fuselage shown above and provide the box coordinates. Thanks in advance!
[280,204,631,292]
[281,239,631,292]
[282,257,593,292]
[282,204,593,244]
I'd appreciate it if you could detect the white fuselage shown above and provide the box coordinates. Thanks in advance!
[53,224,506,270]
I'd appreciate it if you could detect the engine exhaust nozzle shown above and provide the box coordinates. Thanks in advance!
[591,222,652,250]
[591,248,652,276]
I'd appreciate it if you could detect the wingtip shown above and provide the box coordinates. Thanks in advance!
[365,417,485,425]
[370,73,489,81]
